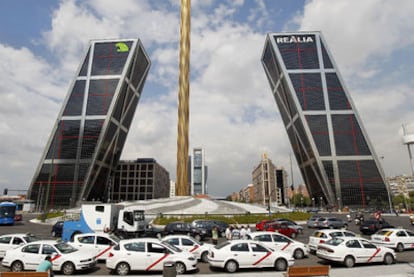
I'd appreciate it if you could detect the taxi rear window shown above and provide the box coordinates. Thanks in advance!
[312,231,327,238]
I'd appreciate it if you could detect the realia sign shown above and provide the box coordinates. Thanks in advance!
[276,36,314,43]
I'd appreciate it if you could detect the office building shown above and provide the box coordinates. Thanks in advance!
[111,158,170,201]
[28,39,151,208]
[190,148,208,195]
[252,154,281,207]
[261,32,389,209]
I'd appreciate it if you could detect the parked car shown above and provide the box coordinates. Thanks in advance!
[360,218,394,235]
[265,222,299,238]
[316,217,348,229]
[306,216,321,228]
[106,238,198,275]
[162,234,213,262]
[163,221,207,241]
[191,219,228,238]
[371,228,414,252]
[308,229,357,253]
[1,240,97,275]
[68,232,120,261]
[316,237,396,268]
[255,219,274,231]
[51,221,64,237]
[246,231,309,259]
[0,233,40,258]
[277,220,304,234]
[207,240,294,273]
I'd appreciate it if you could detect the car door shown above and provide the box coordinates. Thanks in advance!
[229,242,251,268]
[405,230,414,249]
[0,235,13,257]
[360,239,383,263]
[249,242,273,268]
[95,235,116,260]
[41,243,62,270]
[123,241,146,271]
[19,243,43,270]
[145,242,170,271]
[272,233,293,253]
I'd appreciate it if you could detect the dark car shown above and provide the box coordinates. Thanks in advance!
[51,220,64,237]
[163,221,208,241]
[192,219,228,238]
[359,218,394,235]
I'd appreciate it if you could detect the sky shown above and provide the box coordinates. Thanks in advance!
[1,0,414,198]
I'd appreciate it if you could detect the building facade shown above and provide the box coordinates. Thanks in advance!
[111,158,170,201]
[261,32,390,209]
[190,148,208,195]
[252,154,281,207]
[275,167,289,206]
[28,39,151,208]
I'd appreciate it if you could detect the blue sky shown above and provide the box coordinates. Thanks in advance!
[0,0,414,197]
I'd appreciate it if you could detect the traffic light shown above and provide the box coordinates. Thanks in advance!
[3,188,8,195]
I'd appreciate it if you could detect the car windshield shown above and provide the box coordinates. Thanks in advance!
[161,241,182,252]
[215,241,231,249]
[54,242,77,254]
[24,235,41,243]
[325,238,343,246]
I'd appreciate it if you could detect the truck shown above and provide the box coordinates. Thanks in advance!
[62,203,148,241]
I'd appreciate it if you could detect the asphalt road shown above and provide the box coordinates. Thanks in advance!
[0,213,413,275]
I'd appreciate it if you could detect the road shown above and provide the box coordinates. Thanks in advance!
[0,213,413,275]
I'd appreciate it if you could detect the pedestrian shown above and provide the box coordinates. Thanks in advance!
[245,224,251,236]
[231,226,240,240]
[240,225,246,239]
[37,256,54,277]
[211,226,218,245]
[225,226,232,240]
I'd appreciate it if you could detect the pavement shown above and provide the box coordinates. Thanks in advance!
[64,263,414,277]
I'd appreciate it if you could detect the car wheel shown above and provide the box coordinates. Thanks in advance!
[396,243,404,252]
[275,258,288,271]
[201,251,209,263]
[62,261,75,275]
[11,261,24,272]
[344,255,355,268]
[293,248,305,259]
[384,253,394,265]
[116,262,130,276]
[225,260,238,273]
[175,262,186,274]
[195,234,201,241]
[290,232,297,239]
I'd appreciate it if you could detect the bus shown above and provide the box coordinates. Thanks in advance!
[0,202,17,225]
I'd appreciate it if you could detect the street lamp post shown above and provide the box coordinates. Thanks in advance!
[320,197,323,210]
[312,197,315,208]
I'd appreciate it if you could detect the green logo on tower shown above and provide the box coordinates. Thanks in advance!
[116,42,129,53]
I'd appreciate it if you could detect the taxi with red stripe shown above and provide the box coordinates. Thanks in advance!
[371,228,414,252]
[106,238,197,275]
[207,239,294,273]
[1,240,97,275]
[69,232,119,261]
[246,231,309,259]
[162,234,213,262]
[316,236,396,268]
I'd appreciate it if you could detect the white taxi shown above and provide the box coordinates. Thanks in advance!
[1,240,97,275]
[247,231,309,259]
[316,237,395,268]
[371,228,414,252]
[0,233,40,258]
[308,229,357,254]
[207,240,294,273]
[162,234,213,262]
[69,232,119,261]
[106,238,197,275]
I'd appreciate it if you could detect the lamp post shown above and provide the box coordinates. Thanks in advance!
[312,197,315,208]
[337,197,341,212]
[320,196,323,210]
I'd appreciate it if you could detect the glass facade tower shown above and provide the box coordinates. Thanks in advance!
[190,148,207,195]
[261,32,389,209]
[28,39,151,209]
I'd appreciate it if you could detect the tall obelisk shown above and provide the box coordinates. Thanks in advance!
[176,0,191,196]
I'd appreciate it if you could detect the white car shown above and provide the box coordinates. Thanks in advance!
[316,236,396,268]
[69,232,120,261]
[308,229,357,253]
[371,228,414,252]
[207,240,294,273]
[247,231,309,259]
[1,240,97,275]
[0,233,40,258]
[106,238,198,275]
[162,234,213,262]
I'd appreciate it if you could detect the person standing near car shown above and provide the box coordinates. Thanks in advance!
[225,226,232,240]
[211,226,218,245]
[37,256,54,277]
